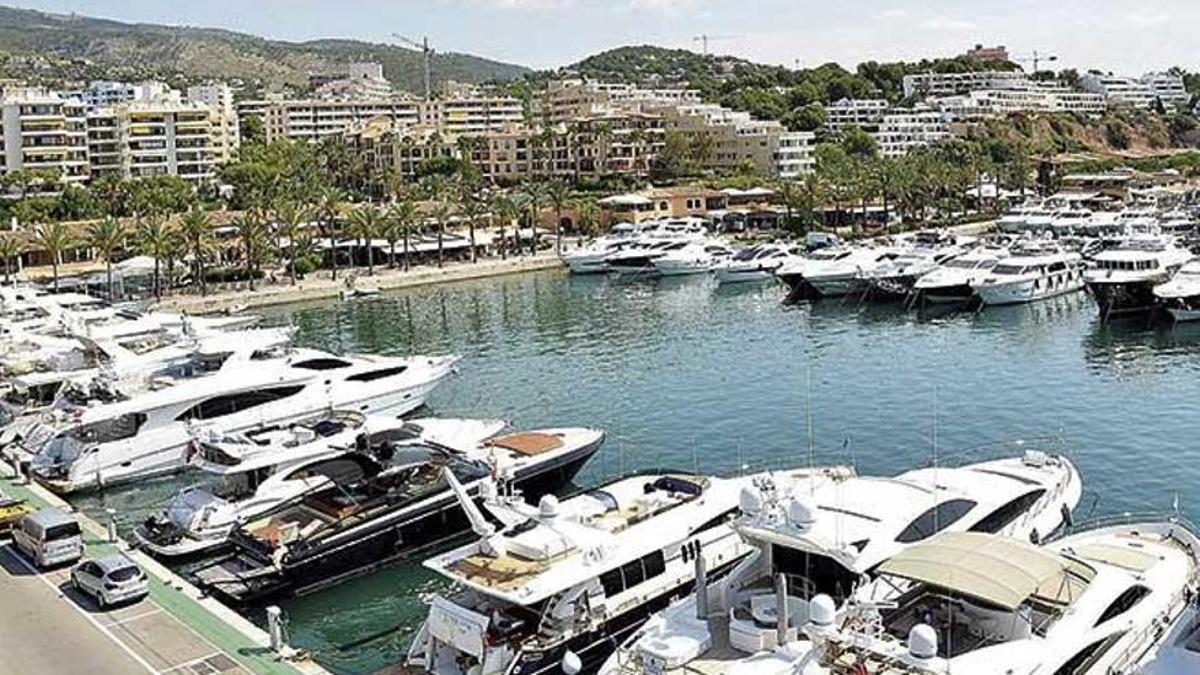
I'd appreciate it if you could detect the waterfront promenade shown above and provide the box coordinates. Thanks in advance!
[0,466,329,675]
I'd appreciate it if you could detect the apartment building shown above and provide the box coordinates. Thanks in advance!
[772,132,817,178]
[186,83,240,162]
[902,70,1029,99]
[661,103,808,177]
[872,109,952,158]
[314,62,394,100]
[544,78,702,123]
[68,80,177,109]
[1079,74,1157,109]
[1140,72,1190,105]
[87,100,232,184]
[421,95,525,135]
[825,98,890,132]
[964,44,1010,62]
[932,84,1106,119]
[0,88,90,187]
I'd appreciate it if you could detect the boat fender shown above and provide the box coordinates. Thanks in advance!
[561,650,582,675]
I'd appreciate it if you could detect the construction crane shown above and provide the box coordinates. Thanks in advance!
[692,34,738,57]
[392,34,434,100]
[1013,50,1059,73]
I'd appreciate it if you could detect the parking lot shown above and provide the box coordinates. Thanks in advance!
[0,543,251,675]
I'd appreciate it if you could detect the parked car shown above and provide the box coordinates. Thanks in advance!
[70,554,149,608]
[12,508,83,568]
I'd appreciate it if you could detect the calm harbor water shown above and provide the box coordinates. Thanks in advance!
[73,268,1200,674]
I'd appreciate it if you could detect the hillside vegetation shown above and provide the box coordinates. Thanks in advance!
[0,5,529,95]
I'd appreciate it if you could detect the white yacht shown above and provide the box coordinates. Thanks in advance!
[912,246,1007,304]
[192,427,605,603]
[1084,229,1193,317]
[26,348,458,492]
[606,240,691,276]
[714,244,796,285]
[1154,260,1200,321]
[653,242,735,276]
[134,414,508,557]
[777,246,902,300]
[972,242,1085,306]
[855,232,970,300]
[402,469,792,675]
[564,224,645,275]
[741,518,1199,675]
[601,450,1081,675]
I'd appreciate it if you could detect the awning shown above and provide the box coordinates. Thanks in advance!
[877,532,1094,610]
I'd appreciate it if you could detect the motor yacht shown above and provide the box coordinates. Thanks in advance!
[714,244,797,285]
[777,246,902,301]
[1153,260,1200,321]
[606,240,692,277]
[400,468,794,675]
[972,242,1085,306]
[133,414,508,558]
[912,246,1007,304]
[854,231,970,301]
[564,223,645,274]
[26,348,458,493]
[191,426,605,603]
[653,241,735,276]
[736,518,1199,675]
[601,450,1081,675]
[1084,229,1193,318]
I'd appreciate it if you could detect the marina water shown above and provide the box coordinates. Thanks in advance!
[71,268,1200,674]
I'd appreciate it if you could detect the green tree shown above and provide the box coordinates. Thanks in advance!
[521,181,545,256]
[31,221,74,293]
[492,193,521,260]
[274,200,314,284]
[347,205,383,276]
[0,234,25,284]
[87,217,126,300]
[543,179,571,255]
[316,187,344,281]
[178,207,215,296]
[135,214,173,299]
[386,198,418,271]
[234,209,271,291]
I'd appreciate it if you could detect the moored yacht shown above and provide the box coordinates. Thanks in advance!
[1084,230,1193,317]
[749,517,1200,675]
[854,231,970,301]
[714,244,796,285]
[912,245,1007,304]
[26,348,458,492]
[564,224,645,274]
[1154,260,1200,321]
[191,426,605,603]
[653,241,735,276]
[777,246,901,301]
[400,468,792,675]
[601,450,1081,675]
[972,241,1085,306]
[133,414,508,558]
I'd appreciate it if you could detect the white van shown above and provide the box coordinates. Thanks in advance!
[13,508,84,568]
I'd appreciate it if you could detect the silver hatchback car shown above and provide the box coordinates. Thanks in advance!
[71,554,149,609]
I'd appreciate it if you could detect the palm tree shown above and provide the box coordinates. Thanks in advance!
[135,214,173,300]
[178,207,214,296]
[233,209,270,291]
[543,180,570,255]
[573,198,599,240]
[492,194,520,261]
[274,200,314,285]
[429,199,453,269]
[386,199,418,271]
[455,182,486,264]
[87,217,125,300]
[0,234,25,285]
[317,187,344,281]
[347,205,383,276]
[522,181,545,256]
[32,221,74,293]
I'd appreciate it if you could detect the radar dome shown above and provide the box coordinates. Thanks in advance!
[739,487,763,516]
[908,623,937,659]
[809,594,836,626]
[539,494,560,519]
[788,496,817,529]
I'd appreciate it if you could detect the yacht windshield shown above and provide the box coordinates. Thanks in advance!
[946,259,988,269]
[992,264,1027,275]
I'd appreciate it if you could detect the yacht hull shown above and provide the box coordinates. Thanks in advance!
[715,267,776,285]
[191,438,602,605]
[974,277,1084,306]
[566,257,610,275]
[1086,280,1163,317]
[915,283,975,304]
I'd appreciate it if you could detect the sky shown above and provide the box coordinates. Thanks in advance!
[7,0,1199,74]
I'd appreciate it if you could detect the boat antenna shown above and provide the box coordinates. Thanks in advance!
[805,363,815,483]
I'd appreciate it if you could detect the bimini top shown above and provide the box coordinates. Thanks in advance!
[877,531,1095,611]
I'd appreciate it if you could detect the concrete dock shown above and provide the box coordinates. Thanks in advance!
[0,465,330,675]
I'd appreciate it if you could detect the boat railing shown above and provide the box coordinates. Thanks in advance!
[1050,510,1200,541]
[1104,571,1199,673]
[916,434,1075,469]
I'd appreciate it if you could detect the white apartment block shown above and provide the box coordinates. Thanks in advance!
[824,98,890,132]
[902,70,1029,99]
[186,83,240,162]
[0,88,90,187]
[315,62,393,100]
[933,84,1105,119]
[87,100,233,184]
[545,78,702,123]
[1079,74,1157,109]
[664,103,805,177]
[872,109,952,158]
[772,132,816,178]
[68,80,178,109]
[421,95,524,135]
[1140,72,1189,105]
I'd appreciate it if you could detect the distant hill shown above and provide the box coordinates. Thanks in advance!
[0,5,530,95]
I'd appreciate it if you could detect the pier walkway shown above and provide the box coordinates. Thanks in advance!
[0,467,328,675]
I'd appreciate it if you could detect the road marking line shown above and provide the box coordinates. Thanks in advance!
[110,607,164,626]
[157,650,222,674]
[4,546,159,675]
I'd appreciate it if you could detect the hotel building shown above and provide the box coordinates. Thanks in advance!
[0,88,90,187]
